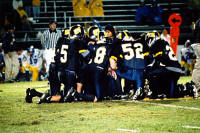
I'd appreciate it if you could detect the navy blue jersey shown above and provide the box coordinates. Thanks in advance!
[88,42,112,69]
[150,39,182,73]
[1,32,15,53]
[120,39,149,69]
[54,37,78,72]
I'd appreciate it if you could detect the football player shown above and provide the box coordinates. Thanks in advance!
[26,27,78,103]
[180,40,196,75]
[145,31,197,99]
[74,26,104,101]
[28,46,43,81]
[114,30,150,100]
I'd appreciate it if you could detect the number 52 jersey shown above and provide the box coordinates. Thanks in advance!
[120,39,149,70]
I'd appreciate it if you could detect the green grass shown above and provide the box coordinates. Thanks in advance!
[0,76,200,133]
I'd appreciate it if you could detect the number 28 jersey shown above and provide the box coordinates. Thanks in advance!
[120,39,149,69]
[88,42,112,69]
[150,39,182,72]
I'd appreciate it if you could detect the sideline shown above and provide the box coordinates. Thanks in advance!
[117,128,137,132]
[183,126,200,129]
[127,100,200,111]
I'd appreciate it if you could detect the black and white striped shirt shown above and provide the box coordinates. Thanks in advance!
[42,29,62,49]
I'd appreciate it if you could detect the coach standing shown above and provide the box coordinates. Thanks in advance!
[41,20,61,74]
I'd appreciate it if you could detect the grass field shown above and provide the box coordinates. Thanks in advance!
[0,76,200,133]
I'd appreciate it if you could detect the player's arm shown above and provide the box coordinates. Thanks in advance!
[79,40,95,58]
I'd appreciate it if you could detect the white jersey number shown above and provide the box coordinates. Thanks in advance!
[60,45,69,63]
[94,47,107,64]
[166,45,177,61]
[122,43,144,60]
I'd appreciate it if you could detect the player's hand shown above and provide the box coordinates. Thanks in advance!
[110,58,117,70]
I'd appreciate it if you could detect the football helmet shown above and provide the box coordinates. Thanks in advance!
[88,26,100,40]
[69,25,84,40]
[184,40,192,48]
[62,28,70,39]
[145,31,160,47]
[117,30,132,41]
[27,45,35,54]
[97,31,107,43]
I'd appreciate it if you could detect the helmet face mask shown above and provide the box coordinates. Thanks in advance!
[117,30,132,41]
[145,31,160,47]
[70,25,84,40]
[62,28,69,39]
[88,26,100,41]
[28,45,34,55]
[97,31,107,44]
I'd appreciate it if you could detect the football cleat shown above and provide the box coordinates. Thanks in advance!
[25,88,32,103]
[64,87,76,102]
[192,84,198,99]
[185,81,199,99]
[129,90,134,98]
[37,89,51,104]
[132,88,142,100]
[120,94,129,100]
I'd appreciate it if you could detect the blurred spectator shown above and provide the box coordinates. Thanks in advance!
[135,0,150,25]
[2,25,20,82]
[23,0,32,17]
[148,0,163,24]
[88,0,104,18]
[72,0,91,21]
[21,15,32,41]
[161,28,170,44]
[0,43,5,83]
[32,0,40,22]
[13,0,23,10]
[180,40,196,75]
[16,4,28,20]
[16,4,32,40]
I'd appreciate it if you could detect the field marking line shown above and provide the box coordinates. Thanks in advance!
[122,100,200,111]
[117,128,137,132]
[183,126,200,129]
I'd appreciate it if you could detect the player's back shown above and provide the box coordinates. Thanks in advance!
[120,38,148,69]
[150,39,182,71]
[55,38,78,72]
[88,42,112,70]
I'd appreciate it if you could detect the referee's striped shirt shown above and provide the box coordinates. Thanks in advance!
[41,29,62,49]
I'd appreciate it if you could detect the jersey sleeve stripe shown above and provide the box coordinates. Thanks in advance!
[79,49,87,54]
[154,51,163,57]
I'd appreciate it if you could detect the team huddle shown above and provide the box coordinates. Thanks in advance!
[25,24,199,104]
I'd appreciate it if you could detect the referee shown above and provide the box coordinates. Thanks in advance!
[41,20,61,73]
